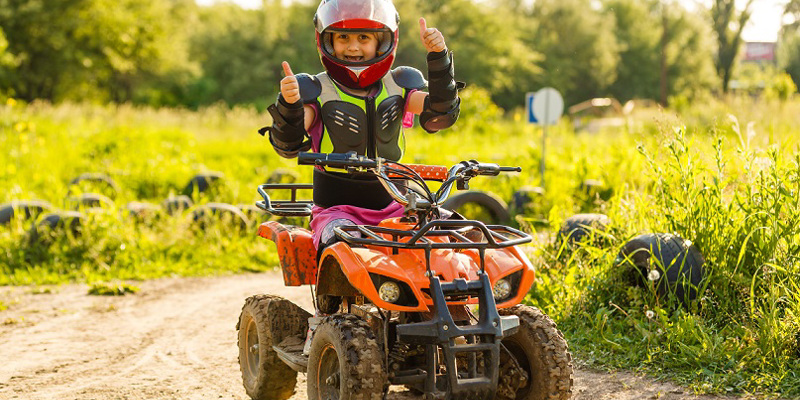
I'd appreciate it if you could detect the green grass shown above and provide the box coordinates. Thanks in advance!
[88,282,140,296]
[2,93,800,397]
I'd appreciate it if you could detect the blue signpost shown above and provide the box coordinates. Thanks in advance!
[526,92,537,124]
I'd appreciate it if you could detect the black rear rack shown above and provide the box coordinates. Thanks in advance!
[256,184,313,217]
[333,220,531,251]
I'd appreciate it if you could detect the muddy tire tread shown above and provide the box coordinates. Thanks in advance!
[498,305,573,400]
[308,314,387,400]
[237,294,310,400]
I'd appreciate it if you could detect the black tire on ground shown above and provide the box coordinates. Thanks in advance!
[0,200,54,225]
[182,172,224,197]
[496,305,573,400]
[617,233,705,304]
[65,193,115,210]
[162,195,193,215]
[442,191,510,225]
[237,294,311,400]
[307,314,387,400]
[556,213,610,246]
[69,173,119,198]
[190,202,250,231]
[28,211,84,244]
[511,186,545,213]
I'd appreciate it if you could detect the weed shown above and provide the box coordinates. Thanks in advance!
[87,282,140,296]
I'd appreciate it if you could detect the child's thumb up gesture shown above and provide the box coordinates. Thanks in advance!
[280,61,301,104]
[419,18,446,53]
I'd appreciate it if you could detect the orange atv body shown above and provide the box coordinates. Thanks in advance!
[240,154,573,400]
[259,217,535,312]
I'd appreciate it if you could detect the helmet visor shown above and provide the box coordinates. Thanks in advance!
[315,0,399,32]
[320,29,394,65]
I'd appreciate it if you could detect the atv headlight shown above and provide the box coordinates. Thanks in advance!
[379,281,401,303]
[493,278,511,300]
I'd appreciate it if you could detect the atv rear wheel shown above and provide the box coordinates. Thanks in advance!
[237,294,310,400]
[496,305,573,400]
[307,314,387,400]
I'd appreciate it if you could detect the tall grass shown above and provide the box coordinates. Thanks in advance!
[2,95,800,395]
[528,104,800,396]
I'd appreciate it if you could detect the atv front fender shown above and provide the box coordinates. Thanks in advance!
[319,242,431,312]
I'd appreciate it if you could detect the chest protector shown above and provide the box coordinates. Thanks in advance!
[316,72,406,161]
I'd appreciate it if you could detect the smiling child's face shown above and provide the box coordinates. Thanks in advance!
[331,31,379,62]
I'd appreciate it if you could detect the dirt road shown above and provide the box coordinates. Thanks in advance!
[0,271,743,400]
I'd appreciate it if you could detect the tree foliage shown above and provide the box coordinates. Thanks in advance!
[711,0,754,92]
[0,26,16,97]
[0,0,731,109]
[0,0,196,103]
[394,0,542,109]
[779,0,800,88]
[505,0,619,105]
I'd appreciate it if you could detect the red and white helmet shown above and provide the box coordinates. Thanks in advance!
[314,0,400,89]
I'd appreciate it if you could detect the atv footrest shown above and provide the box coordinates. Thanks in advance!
[391,368,428,385]
[272,334,308,373]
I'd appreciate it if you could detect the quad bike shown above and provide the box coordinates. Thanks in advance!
[237,152,573,400]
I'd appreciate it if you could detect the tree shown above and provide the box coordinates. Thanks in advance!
[0,0,196,103]
[508,0,620,105]
[778,0,800,88]
[0,27,17,97]
[187,1,319,108]
[662,2,719,101]
[604,0,661,102]
[602,0,716,104]
[783,0,800,32]
[711,0,755,93]
[392,0,542,109]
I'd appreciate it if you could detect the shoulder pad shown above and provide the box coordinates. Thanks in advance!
[295,73,322,103]
[391,67,427,90]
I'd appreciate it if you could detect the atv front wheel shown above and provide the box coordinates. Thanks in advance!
[496,305,573,400]
[307,314,387,400]
[237,294,310,400]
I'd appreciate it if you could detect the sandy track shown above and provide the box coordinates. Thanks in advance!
[0,271,745,400]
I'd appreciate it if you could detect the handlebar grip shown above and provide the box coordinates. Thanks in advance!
[474,164,521,176]
[297,152,326,165]
[297,152,378,169]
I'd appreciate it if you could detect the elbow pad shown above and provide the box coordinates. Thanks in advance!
[426,50,459,113]
[419,50,462,133]
[419,96,460,133]
[258,95,311,158]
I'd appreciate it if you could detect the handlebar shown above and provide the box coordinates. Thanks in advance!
[298,152,377,169]
[298,152,521,210]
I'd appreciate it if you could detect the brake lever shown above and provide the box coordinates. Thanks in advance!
[457,177,470,191]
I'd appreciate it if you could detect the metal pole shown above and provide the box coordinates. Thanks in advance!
[541,125,546,189]
[540,90,549,190]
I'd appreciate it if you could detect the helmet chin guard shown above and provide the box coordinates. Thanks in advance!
[314,0,400,89]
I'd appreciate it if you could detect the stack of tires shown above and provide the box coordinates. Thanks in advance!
[1,170,280,245]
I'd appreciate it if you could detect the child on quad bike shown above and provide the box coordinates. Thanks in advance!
[243,1,574,399]
[260,0,461,253]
